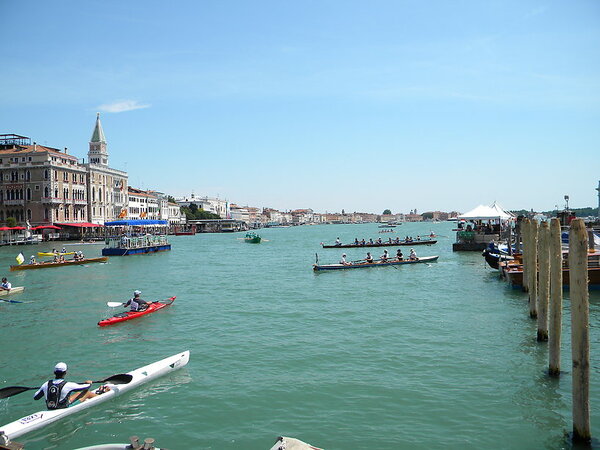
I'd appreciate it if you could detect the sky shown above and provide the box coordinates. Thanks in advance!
[1,0,599,214]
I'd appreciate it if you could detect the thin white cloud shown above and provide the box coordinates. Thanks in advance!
[97,100,151,113]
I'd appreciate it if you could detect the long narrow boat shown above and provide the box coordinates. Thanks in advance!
[0,351,190,441]
[314,255,439,271]
[10,257,108,271]
[37,252,75,257]
[98,297,176,327]
[321,239,437,248]
[0,287,24,296]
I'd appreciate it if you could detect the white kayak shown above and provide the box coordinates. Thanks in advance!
[0,351,190,441]
[0,287,24,297]
[270,436,323,450]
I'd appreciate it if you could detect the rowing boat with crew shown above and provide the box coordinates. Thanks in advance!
[314,255,439,271]
[321,239,437,248]
[10,256,108,271]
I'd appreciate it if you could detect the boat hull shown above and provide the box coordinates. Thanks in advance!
[102,245,171,256]
[10,257,108,271]
[322,240,437,249]
[98,297,176,326]
[0,351,190,440]
[0,287,24,296]
[314,255,439,271]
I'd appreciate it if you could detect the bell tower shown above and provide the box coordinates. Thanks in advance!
[88,113,108,166]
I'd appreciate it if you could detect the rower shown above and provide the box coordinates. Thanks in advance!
[335,237,341,246]
[0,277,11,291]
[365,252,373,263]
[354,238,359,245]
[124,290,149,312]
[340,253,350,265]
[380,250,389,262]
[30,255,36,264]
[33,362,108,410]
[409,248,418,260]
[396,249,403,260]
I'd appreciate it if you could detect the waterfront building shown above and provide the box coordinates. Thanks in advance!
[405,213,424,222]
[128,187,159,220]
[0,134,88,225]
[177,194,229,219]
[84,114,128,224]
[291,209,314,224]
[168,201,184,226]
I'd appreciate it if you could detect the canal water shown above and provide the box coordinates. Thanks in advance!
[1,222,599,449]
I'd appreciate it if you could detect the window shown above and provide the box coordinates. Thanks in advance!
[25,170,30,181]
[44,169,49,180]
[44,208,49,220]
[26,188,31,201]
[44,187,49,197]
[35,185,40,191]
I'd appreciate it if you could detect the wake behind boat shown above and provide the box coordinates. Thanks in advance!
[0,351,190,441]
[314,255,439,271]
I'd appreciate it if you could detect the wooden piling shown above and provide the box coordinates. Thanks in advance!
[522,219,529,292]
[528,220,538,318]
[569,219,590,442]
[548,218,562,376]
[537,221,549,341]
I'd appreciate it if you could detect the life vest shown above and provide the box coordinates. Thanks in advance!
[46,379,68,409]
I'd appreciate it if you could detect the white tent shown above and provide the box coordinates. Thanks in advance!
[458,202,514,221]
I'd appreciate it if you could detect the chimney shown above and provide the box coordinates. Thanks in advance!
[33,142,37,151]
[64,147,68,154]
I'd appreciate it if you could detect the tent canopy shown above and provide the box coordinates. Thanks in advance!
[57,222,103,228]
[458,202,514,221]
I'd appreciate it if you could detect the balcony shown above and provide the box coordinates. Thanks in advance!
[2,199,24,206]
[41,197,63,204]
[73,199,88,205]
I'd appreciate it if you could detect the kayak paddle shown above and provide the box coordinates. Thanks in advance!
[107,302,125,307]
[0,374,134,399]
[1,299,23,304]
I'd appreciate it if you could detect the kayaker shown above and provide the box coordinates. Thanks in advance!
[33,362,107,410]
[0,277,11,291]
[124,290,149,312]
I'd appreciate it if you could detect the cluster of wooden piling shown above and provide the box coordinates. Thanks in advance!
[520,218,590,442]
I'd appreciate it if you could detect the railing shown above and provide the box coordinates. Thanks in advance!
[73,199,87,205]
[41,197,64,204]
[2,199,25,205]
[105,234,170,250]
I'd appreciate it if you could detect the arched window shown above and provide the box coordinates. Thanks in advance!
[25,170,31,181]
[44,187,49,198]
[44,208,49,220]
[44,169,49,180]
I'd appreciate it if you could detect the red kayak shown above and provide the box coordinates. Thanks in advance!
[98,297,176,327]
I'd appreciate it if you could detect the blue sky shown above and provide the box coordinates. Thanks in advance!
[1,1,599,214]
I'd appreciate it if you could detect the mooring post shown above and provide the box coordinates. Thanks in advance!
[569,219,591,442]
[522,219,529,292]
[528,220,538,318]
[548,218,563,376]
[537,221,549,341]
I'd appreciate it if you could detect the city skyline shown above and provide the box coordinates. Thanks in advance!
[1,1,599,213]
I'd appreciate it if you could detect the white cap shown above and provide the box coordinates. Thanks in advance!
[54,362,67,373]
[133,290,141,296]
[342,253,346,257]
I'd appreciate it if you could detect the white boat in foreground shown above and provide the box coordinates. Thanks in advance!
[270,436,323,450]
[0,350,190,441]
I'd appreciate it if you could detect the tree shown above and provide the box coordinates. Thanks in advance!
[6,217,17,227]
[167,196,176,203]
[382,209,392,215]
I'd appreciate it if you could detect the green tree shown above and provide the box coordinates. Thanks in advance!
[382,209,392,215]
[167,196,176,203]
[6,217,17,227]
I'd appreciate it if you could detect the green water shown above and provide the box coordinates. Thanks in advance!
[1,222,599,449]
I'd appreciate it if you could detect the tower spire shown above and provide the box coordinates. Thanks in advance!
[88,113,108,166]
[91,112,106,143]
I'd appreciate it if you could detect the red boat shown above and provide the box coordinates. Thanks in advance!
[98,297,176,327]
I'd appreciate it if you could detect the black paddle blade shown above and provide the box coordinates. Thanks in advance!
[99,374,133,385]
[0,386,35,399]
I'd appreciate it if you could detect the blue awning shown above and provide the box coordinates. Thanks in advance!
[104,220,169,226]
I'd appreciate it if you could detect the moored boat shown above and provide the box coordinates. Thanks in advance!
[10,257,108,271]
[321,239,437,248]
[102,220,171,256]
[314,255,439,271]
[98,297,176,326]
[0,350,190,441]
